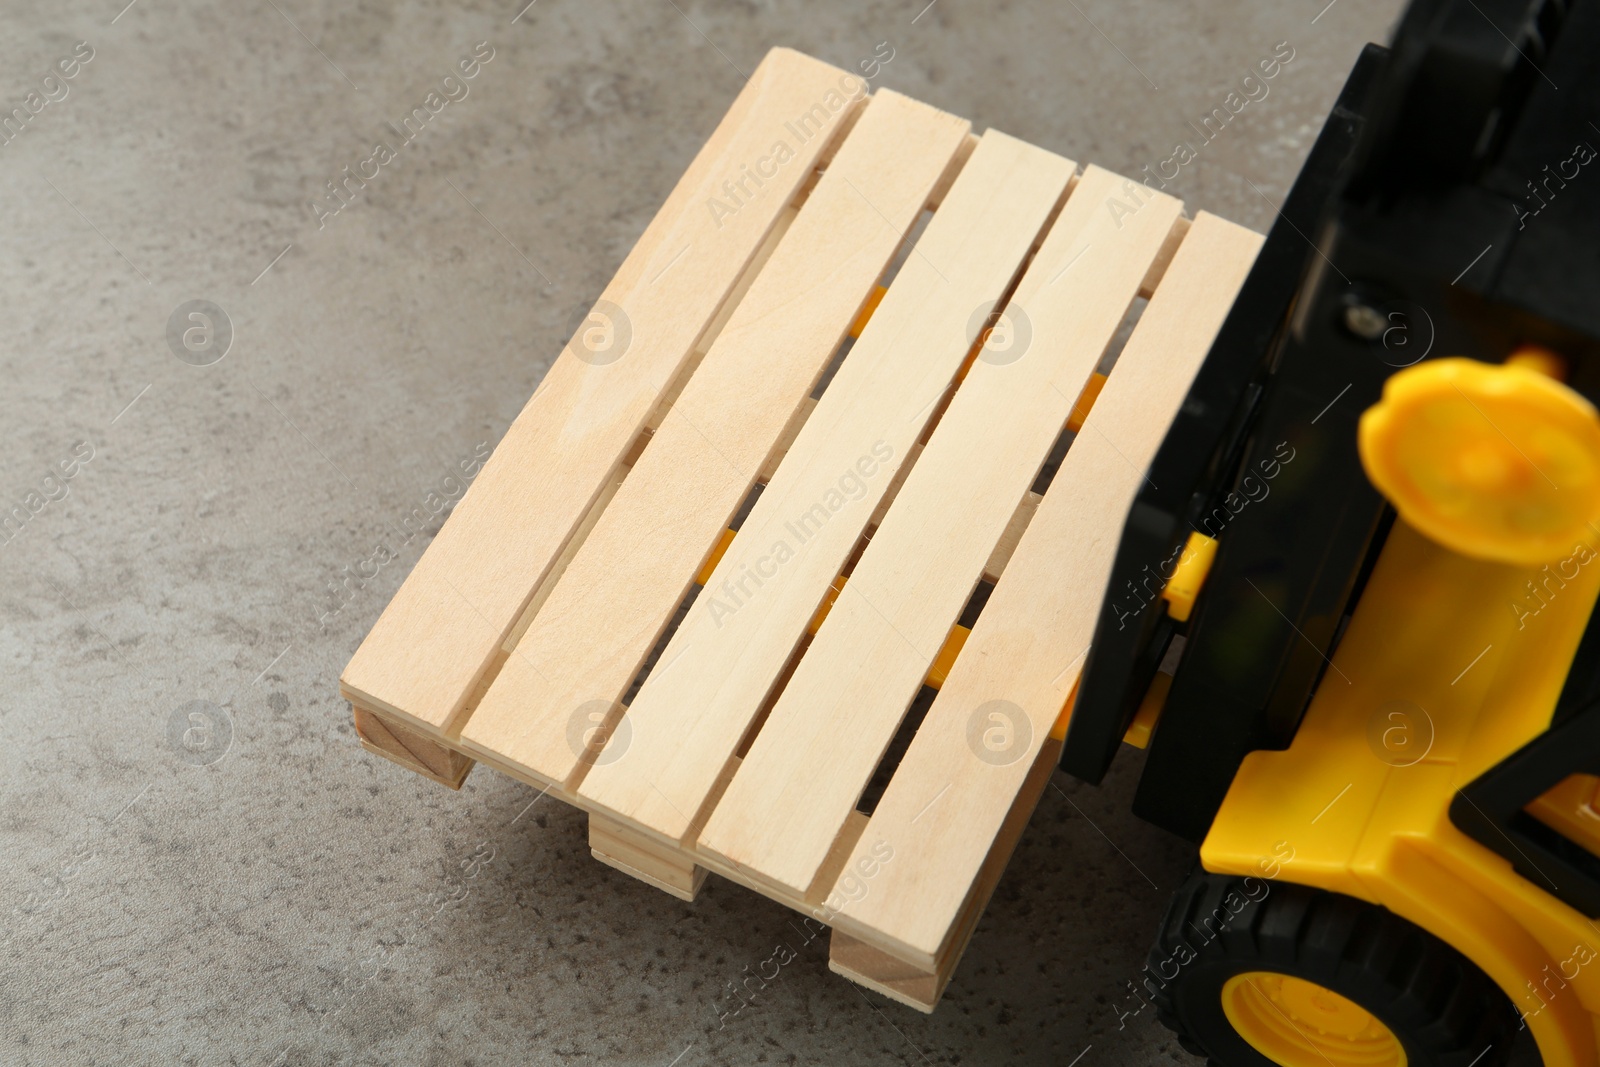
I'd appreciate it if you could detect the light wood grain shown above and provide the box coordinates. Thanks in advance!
[829,211,1264,966]
[500,469,627,654]
[333,46,1268,1010]
[827,933,943,1012]
[576,131,1072,844]
[340,48,865,738]
[826,736,1062,1012]
[352,705,474,789]
[698,167,1183,894]
[982,491,1040,582]
[591,814,707,901]
[460,90,973,788]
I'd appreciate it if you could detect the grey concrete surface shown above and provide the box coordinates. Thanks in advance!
[0,1,1411,1064]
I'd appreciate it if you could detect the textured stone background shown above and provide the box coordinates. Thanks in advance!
[0,1,1419,1064]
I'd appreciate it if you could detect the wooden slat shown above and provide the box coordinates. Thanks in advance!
[982,491,1040,582]
[699,167,1184,895]
[340,49,865,738]
[829,211,1265,967]
[573,131,1071,843]
[459,90,973,787]
[826,735,1062,1012]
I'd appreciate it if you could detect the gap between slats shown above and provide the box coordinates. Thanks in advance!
[575,128,1071,855]
[564,198,960,769]
[694,177,1191,901]
[462,166,827,725]
[825,211,1263,972]
[839,218,1187,813]
[341,50,874,741]
[467,92,978,795]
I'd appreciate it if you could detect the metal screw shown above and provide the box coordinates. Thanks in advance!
[1343,302,1388,341]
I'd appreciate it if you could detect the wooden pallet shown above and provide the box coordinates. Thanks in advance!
[340,48,1263,1011]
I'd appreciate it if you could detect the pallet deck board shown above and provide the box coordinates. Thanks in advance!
[827,212,1266,966]
[339,49,1264,1013]
[339,48,861,738]
[698,166,1183,895]
[460,89,971,790]
[579,128,1071,846]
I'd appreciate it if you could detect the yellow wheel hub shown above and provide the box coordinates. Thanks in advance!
[1222,971,1406,1067]
[1358,354,1600,565]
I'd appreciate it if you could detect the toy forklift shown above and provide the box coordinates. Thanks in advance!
[339,0,1600,1060]
[1064,0,1600,1063]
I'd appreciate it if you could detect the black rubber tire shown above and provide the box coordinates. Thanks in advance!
[1145,872,1520,1067]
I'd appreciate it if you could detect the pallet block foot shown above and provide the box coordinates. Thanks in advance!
[828,931,947,1013]
[589,814,708,902]
[352,705,474,789]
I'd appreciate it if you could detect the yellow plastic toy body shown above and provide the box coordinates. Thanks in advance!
[1359,354,1600,566]
[1162,531,1219,622]
[1202,354,1600,1066]
[1222,971,1408,1066]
